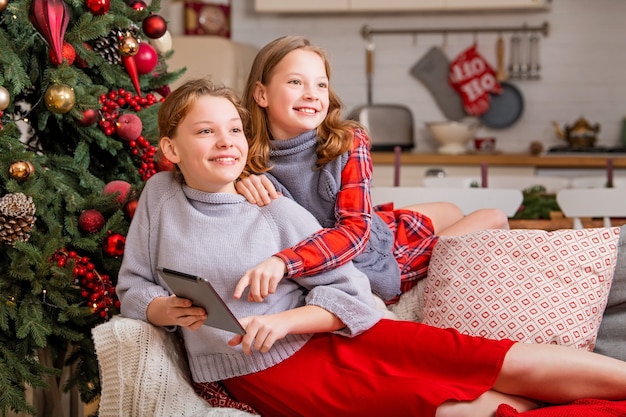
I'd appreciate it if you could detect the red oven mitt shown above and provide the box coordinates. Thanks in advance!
[449,44,501,116]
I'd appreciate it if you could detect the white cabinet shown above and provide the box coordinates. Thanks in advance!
[254,0,550,13]
[254,0,350,13]
[348,0,445,11]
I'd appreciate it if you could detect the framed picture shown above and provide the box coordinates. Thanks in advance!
[184,2,231,37]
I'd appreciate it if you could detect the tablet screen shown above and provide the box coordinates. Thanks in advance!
[157,267,246,335]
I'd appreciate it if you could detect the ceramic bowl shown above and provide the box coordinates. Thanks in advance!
[426,119,481,154]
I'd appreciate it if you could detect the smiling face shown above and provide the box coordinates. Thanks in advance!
[253,48,330,140]
[160,95,248,193]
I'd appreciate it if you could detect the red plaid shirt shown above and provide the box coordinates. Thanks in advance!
[274,130,373,278]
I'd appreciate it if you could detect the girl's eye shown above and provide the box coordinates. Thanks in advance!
[200,128,213,134]
[288,79,301,85]
[318,82,328,88]
[232,127,242,133]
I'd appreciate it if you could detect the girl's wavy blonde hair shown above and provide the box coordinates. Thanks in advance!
[242,35,363,175]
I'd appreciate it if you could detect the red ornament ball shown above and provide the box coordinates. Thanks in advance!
[123,199,138,220]
[85,0,110,14]
[135,42,158,75]
[142,14,167,39]
[115,113,143,141]
[103,180,132,205]
[75,108,99,127]
[103,232,126,257]
[49,42,76,66]
[129,0,146,11]
[78,209,105,234]
[155,149,174,172]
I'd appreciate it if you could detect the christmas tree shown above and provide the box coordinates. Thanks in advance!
[0,0,180,414]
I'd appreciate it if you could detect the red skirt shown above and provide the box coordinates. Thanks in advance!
[223,319,515,417]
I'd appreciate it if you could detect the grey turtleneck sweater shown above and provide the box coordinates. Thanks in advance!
[266,129,401,301]
[116,171,382,383]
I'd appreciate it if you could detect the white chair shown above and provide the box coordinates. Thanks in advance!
[371,187,523,217]
[570,176,626,189]
[556,188,626,229]
[423,175,571,194]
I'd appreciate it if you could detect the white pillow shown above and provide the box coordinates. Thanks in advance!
[92,316,255,417]
[423,227,620,350]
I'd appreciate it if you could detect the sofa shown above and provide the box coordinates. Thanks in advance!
[92,226,626,416]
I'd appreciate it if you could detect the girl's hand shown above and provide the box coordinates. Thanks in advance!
[234,256,286,302]
[228,313,290,355]
[235,174,279,206]
[146,295,208,330]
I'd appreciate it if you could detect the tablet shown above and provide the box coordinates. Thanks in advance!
[157,267,246,335]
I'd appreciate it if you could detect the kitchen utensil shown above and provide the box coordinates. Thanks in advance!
[410,46,466,121]
[528,32,540,79]
[347,41,415,151]
[426,118,481,154]
[479,35,524,129]
[552,117,600,148]
[508,32,521,79]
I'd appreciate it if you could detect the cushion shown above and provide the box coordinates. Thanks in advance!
[92,316,256,417]
[595,224,626,360]
[422,227,620,350]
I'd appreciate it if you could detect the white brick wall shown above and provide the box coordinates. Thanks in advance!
[162,0,626,154]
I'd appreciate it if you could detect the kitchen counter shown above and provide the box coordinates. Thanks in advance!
[371,152,626,169]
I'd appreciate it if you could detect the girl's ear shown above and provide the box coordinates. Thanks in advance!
[159,137,180,163]
[253,81,268,108]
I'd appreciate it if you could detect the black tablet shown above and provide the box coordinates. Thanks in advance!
[157,267,246,335]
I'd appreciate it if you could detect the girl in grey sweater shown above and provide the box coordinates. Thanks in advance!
[116,79,626,417]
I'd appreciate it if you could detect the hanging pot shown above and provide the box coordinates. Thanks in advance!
[479,34,524,129]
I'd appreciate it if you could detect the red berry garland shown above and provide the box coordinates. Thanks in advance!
[98,88,164,181]
[51,249,120,319]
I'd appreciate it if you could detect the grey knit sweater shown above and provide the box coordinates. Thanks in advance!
[116,172,382,383]
[266,129,401,301]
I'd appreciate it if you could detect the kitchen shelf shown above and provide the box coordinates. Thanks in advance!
[371,152,626,169]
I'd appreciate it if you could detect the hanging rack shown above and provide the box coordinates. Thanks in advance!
[360,21,549,41]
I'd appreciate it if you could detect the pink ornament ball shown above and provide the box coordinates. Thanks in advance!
[115,113,143,141]
[103,180,132,205]
[135,42,158,75]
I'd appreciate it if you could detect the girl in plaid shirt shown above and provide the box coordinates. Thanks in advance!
[234,35,509,304]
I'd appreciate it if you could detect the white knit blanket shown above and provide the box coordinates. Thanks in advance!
[92,316,255,417]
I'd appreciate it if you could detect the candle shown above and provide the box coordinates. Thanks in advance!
[607,158,614,188]
[481,162,488,188]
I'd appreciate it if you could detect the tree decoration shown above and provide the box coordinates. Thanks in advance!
[49,41,76,66]
[115,113,143,141]
[84,0,110,15]
[134,42,158,75]
[119,32,141,95]
[9,160,36,181]
[142,13,167,39]
[129,0,147,11]
[0,192,36,246]
[150,30,172,54]
[123,199,138,220]
[74,108,99,127]
[50,249,120,319]
[29,0,70,67]
[103,231,125,257]
[103,179,131,205]
[78,209,105,234]
[0,85,10,110]
[98,88,162,180]
[44,83,75,113]
[0,0,8,12]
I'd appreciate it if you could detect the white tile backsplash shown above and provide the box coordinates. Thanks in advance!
[161,0,626,153]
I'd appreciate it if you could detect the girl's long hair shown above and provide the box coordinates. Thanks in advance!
[242,35,363,174]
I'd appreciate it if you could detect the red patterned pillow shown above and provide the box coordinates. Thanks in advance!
[423,227,620,350]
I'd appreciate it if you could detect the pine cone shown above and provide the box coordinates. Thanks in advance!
[0,192,36,246]
[93,26,140,65]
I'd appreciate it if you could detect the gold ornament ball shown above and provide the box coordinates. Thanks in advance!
[9,161,35,181]
[45,84,75,114]
[0,86,10,111]
[119,34,140,57]
[0,0,8,12]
